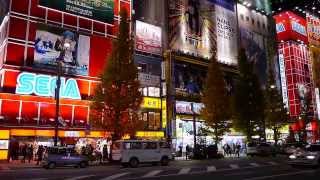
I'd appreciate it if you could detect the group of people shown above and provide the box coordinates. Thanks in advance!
[79,144,109,163]
[223,143,242,157]
[9,143,45,165]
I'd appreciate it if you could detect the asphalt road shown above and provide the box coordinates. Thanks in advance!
[1,156,319,180]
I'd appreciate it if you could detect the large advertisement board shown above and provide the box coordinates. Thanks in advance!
[39,0,114,24]
[215,0,238,65]
[0,0,9,23]
[34,24,90,76]
[168,0,216,59]
[174,62,207,97]
[307,14,320,47]
[135,21,162,55]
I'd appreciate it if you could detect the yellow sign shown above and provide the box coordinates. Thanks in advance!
[0,150,8,160]
[0,130,9,139]
[141,97,161,109]
[136,131,164,138]
[162,99,167,128]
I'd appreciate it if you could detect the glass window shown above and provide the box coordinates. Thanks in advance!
[160,142,170,149]
[123,142,131,150]
[149,112,155,129]
[131,142,142,149]
[155,112,161,130]
[144,142,157,149]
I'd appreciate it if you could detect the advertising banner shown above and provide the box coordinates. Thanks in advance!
[0,0,9,23]
[135,21,162,55]
[215,0,238,65]
[307,14,320,47]
[34,24,90,76]
[39,0,114,24]
[174,62,207,96]
[168,0,216,59]
[278,53,289,108]
[311,47,320,87]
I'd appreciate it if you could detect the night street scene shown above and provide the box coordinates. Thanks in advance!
[2,0,320,180]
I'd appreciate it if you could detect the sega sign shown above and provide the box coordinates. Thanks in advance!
[276,23,286,33]
[291,21,307,36]
[16,72,81,100]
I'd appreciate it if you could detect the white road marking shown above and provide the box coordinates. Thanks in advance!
[100,172,130,180]
[207,166,217,172]
[65,175,95,180]
[243,170,315,180]
[142,170,162,177]
[230,164,239,169]
[249,163,260,167]
[178,168,191,175]
[268,161,278,165]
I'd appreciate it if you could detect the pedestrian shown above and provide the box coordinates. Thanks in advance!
[21,144,27,163]
[226,144,231,157]
[223,144,228,157]
[36,145,44,165]
[27,144,33,163]
[103,144,108,161]
[186,145,190,160]
[179,145,183,157]
[236,143,241,158]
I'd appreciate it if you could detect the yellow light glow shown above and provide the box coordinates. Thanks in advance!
[136,131,164,138]
[0,150,8,160]
[36,130,55,137]
[141,97,161,109]
[86,131,105,138]
[10,129,35,136]
[0,130,10,139]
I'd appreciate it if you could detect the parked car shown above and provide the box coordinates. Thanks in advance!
[288,144,320,167]
[42,147,89,169]
[111,140,173,168]
[247,142,276,156]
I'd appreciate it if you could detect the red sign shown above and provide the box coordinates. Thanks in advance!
[274,11,308,44]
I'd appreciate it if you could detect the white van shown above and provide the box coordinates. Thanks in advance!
[111,140,173,168]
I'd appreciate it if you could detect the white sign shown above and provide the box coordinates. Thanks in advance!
[138,73,160,87]
[291,21,307,36]
[315,88,320,120]
[16,72,81,100]
[215,3,238,65]
[279,54,289,108]
[276,23,286,33]
[0,140,9,149]
[64,131,80,137]
[135,21,162,55]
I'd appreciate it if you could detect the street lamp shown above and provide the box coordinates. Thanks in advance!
[54,42,70,147]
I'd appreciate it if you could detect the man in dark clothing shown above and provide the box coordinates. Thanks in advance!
[36,145,44,165]
[21,144,27,163]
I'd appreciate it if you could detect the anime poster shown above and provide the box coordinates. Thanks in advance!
[34,25,90,76]
[169,0,216,59]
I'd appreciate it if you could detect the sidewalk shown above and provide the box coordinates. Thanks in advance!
[0,160,40,170]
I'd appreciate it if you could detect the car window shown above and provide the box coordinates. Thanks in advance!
[306,145,320,152]
[160,142,170,149]
[144,142,157,149]
[123,142,131,150]
[131,142,142,149]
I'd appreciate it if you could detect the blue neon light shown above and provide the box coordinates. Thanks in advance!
[15,72,81,100]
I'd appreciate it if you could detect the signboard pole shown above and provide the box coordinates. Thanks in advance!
[54,60,62,146]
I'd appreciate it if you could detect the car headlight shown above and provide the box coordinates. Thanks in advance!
[306,155,316,160]
[289,155,296,159]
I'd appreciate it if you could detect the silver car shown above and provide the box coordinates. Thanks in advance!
[288,144,320,167]
[42,147,89,169]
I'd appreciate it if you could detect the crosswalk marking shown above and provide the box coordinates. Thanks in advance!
[268,161,278,165]
[66,175,95,180]
[142,170,162,177]
[230,164,239,169]
[249,163,260,167]
[178,168,191,175]
[207,166,217,172]
[100,172,130,180]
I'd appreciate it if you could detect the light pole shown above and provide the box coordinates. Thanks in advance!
[54,42,70,146]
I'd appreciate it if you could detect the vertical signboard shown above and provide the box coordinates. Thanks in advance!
[307,14,320,47]
[215,0,238,65]
[315,88,320,120]
[279,53,289,108]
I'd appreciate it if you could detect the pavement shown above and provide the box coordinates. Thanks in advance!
[0,156,319,180]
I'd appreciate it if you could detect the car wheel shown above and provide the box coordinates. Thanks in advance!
[48,162,56,169]
[79,161,87,168]
[129,158,139,168]
[160,156,169,166]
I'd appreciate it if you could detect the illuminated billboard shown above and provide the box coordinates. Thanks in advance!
[39,0,114,24]
[168,0,216,59]
[135,21,162,55]
[307,14,320,47]
[34,24,90,76]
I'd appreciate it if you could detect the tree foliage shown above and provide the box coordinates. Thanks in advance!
[232,48,265,142]
[201,56,231,145]
[90,10,143,141]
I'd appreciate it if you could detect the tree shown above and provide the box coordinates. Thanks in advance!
[90,10,143,144]
[232,48,265,142]
[201,56,231,145]
[264,61,289,145]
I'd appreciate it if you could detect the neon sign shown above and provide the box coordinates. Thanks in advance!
[291,21,307,36]
[16,72,81,100]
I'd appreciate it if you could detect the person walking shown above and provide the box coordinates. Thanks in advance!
[21,144,27,163]
[186,145,190,160]
[236,143,241,158]
[27,144,33,163]
[36,145,44,165]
